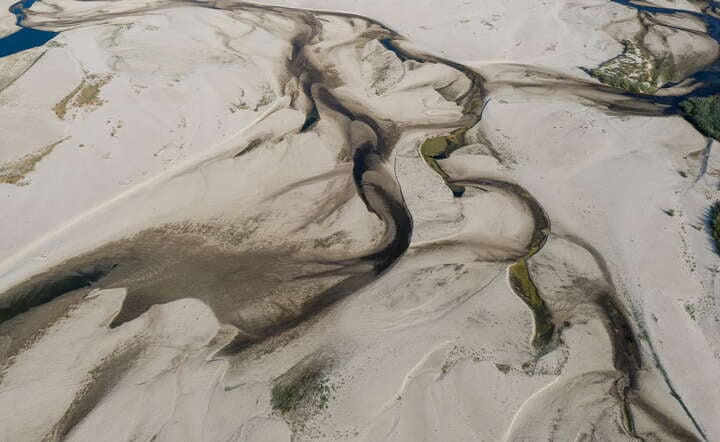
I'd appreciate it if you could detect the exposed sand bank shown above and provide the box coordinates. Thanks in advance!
[0,1,719,441]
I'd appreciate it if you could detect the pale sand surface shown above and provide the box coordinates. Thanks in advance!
[0,0,17,38]
[0,1,719,441]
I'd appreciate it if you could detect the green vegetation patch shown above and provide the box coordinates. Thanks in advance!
[589,39,658,94]
[53,74,113,120]
[53,81,84,119]
[684,303,697,321]
[419,128,468,196]
[708,201,720,254]
[680,95,720,141]
[254,85,276,111]
[495,363,511,374]
[508,259,554,349]
[271,363,331,417]
[0,137,69,186]
[75,77,109,108]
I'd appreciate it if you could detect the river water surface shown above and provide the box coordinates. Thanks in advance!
[0,0,57,58]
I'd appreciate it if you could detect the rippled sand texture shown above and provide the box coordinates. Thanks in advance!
[1,0,719,441]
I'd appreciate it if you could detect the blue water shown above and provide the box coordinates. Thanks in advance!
[611,0,720,40]
[9,0,41,24]
[0,0,58,59]
[0,28,57,58]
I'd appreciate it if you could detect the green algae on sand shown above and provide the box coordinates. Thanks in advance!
[419,128,468,197]
[508,257,554,349]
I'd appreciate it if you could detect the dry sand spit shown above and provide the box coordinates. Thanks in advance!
[0,0,719,441]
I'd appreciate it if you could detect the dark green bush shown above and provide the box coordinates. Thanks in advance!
[709,202,720,255]
[680,95,720,141]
